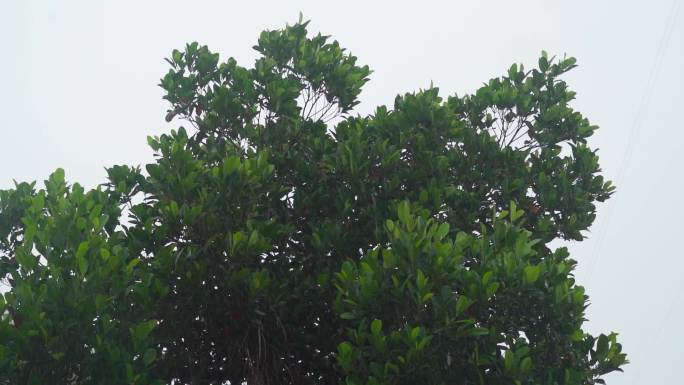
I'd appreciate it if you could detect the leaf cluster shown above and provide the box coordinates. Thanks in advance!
[0,19,625,385]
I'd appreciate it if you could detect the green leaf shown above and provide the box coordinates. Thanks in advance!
[76,241,89,259]
[51,168,66,184]
[563,56,577,67]
[15,248,36,270]
[409,326,421,340]
[523,265,541,284]
[397,201,411,226]
[370,319,382,335]
[126,258,141,273]
[23,225,36,244]
[172,49,182,63]
[382,249,396,269]
[76,242,89,275]
[126,363,134,382]
[504,350,515,371]
[596,334,609,360]
[486,282,500,297]
[248,230,259,247]
[416,269,428,290]
[132,320,157,343]
[385,219,395,231]
[146,136,160,150]
[571,330,584,342]
[337,341,353,369]
[508,63,518,78]
[435,222,449,240]
[470,327,489,336]
[539,56,549,71]
[456,295,471,314]
[510,201,523,222]
[143,348,157,366]
[338,341,352,355]
[482,271,493,285]
[340,312,356,320]
[223,156,241,175]
[520,356,532,373]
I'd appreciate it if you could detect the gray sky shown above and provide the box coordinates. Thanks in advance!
[1,1,682,383]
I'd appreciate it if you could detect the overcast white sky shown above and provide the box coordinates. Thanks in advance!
[1,1,682,383]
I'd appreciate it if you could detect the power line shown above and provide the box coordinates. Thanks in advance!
[576,1,682,384]
[584,0,681,285]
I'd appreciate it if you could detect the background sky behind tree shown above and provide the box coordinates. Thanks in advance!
[0,1,681,384]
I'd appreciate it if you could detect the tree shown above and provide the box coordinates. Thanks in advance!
[0,18,626,385]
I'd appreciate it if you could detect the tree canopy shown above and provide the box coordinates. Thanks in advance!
[0,19,626,385]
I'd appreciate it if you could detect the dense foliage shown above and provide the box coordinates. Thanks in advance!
[0,19,626,385]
